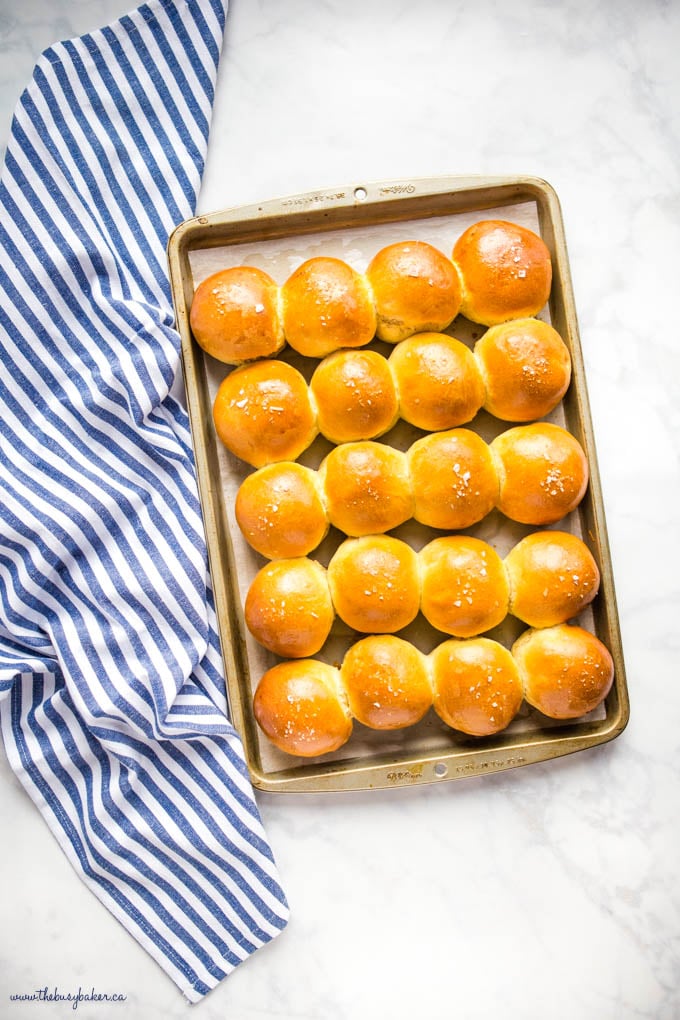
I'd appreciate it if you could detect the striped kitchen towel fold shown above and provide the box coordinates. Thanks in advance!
[0,0,288,1002]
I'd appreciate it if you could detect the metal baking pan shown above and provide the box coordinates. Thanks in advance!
[167,174,629,793]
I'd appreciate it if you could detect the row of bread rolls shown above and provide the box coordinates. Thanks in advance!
[253,624,615,756]
[212,320,571,461]
[235,423,589,558]
[244,531,601,658]
[189,220,553,364]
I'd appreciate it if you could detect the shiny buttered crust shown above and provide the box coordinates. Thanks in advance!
[512,623,614,719]
[253,659,352,757]
[281,257,377,358]
[430,637,523,736]
[407,428,499,530]
[453,220,552,326]
[327,535,421,634]
[310,349,399,443]
[244,558,334,658]
[212,360,318,467]
[505,530,600,628]
[475,318,572,421]
[340,635,432,730]
[189,266,285,365]
[491,422,589,525]
[420,536,509,638]
[235,462,329,559]
[365,240,462,343]
[388,332,485,431]
[318,442,413,537]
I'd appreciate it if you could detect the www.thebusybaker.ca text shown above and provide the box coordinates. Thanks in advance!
[9,985,127,1010]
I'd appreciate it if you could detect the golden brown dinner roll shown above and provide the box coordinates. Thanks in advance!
[365,240,462,343]
[318,442,413,537]
[327,535,421,633]
[212,360,318,467]
[474,317,572,422]
[407,428,499,530]
[253,659,352,757]
[430,637,523,736]
[388,332,485,430]
[244,557,334,657]
[340,635,432,730]
[505,530,601,628]
[491,422,589,525]
[452,220,552,326]
[235,462,329,559]
[420,536,509,638]
[280,256,377,357]
[512,623,614,719]
[310,348,399,443]
[189,266,285,365]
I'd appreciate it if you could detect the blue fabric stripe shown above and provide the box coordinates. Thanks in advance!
[0,0,289,999]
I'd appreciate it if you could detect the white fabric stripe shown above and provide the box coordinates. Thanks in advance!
[0,416,210,699]
[10,681,224,993]
[32,49,170,309]
[96,28,205,206]
[140,0,223,137]
[0,277,201,555]
[0,529,159,733]
[48,693,260,963]
[2,148,173,418]
[0,0,289,999]
[108,733,288,928]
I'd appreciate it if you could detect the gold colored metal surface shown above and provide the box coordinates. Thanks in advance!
[167,175,629,793]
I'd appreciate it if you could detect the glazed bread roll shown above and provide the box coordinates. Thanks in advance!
[212,360,318,467]
[281,256,377,357]
[505,530,600,628]
[453,220,552,326]
[407,428,499,530]
[340,635,432,730]
[512,623,614,719]
[365,239,462,343]
[430,637,523,736]
[189,265,285,365]
[388,332,485,430]
[491,422,589,525]
[244,557,334,658]
[420,536,509,637]
[475,317,572,421]
[253,659,352,757]
[235,462,329,559]
[310,348,399,443]
[318,441,413,537]
[327,535,421,633]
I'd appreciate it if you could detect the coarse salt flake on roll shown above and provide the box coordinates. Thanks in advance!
[490,422,589,526]
[430,637,523,736]
[253,659,352,757]
[388,331,485,431]
[244,558,334,658]
[318,441,413,537]
[340,635,432,730]
[212,359,318,468]
[512,623,614,719]
[327,535,421,634]
[281,256,376,358]
[189,265,285,365]
[366,239,462,343]
[452,220,552,326]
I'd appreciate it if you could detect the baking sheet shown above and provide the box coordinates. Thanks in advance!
[168,175,629,792]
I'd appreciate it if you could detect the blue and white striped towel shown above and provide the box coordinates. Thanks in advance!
[0,0,289,1002]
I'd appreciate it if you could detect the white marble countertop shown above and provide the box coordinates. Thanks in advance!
[1,1,679,1018]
